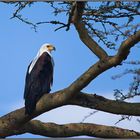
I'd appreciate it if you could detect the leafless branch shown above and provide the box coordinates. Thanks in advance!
[73,2,108,59]
[1,91,140,137]
[7,120,140,138]
[115,115,132,125]
[81,110,98,123]
[12,14,37,32]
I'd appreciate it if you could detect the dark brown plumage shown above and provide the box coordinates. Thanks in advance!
[24,44,55,115]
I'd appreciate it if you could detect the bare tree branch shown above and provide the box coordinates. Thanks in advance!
[115,115,132,125]
[5,120,140,138]
[72,2,108,59]
[1,91,140,137]
[12,14,37,31]
[108,30,140,66]
[70,92,140,116]
[81,110,98,123]
[116,30,140,61]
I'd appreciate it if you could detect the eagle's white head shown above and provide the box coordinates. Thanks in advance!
[28,43,55,74]
[38,43,56,57]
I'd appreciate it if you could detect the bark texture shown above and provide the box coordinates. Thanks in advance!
[5,120,140,138]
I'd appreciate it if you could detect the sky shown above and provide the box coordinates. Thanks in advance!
[0,2,140,138]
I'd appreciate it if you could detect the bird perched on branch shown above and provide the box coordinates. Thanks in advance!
[24,43,55,115]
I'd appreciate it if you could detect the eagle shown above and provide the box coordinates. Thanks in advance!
[24,43,55,115]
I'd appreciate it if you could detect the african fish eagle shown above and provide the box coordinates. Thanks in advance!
[24,43,55,115]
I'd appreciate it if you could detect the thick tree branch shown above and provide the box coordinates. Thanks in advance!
[72,2,108,59]
[110,30,140,66]
[1,91,140,137]
[117,30,140,60]
[0,28,140,137]
[70,92,140,116]
[6,120,140,138]
[66,27,140,100]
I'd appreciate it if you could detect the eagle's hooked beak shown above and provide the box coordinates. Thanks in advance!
[53,46,56,51]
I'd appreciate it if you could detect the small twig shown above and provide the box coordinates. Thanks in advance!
[11,2,32,19]
[115,115,132,125]
[85,22,115,49]
[36,20,66,26]
[36,20,68,32]
[101,22,107,35]
[112,24,126,37]
[55,25,67,31]
[81,110,98,123]
[12,14,37,32]
[124,60,140,65]
[112,69,140,80]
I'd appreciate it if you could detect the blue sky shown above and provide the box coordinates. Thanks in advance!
[0,2,140,138]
